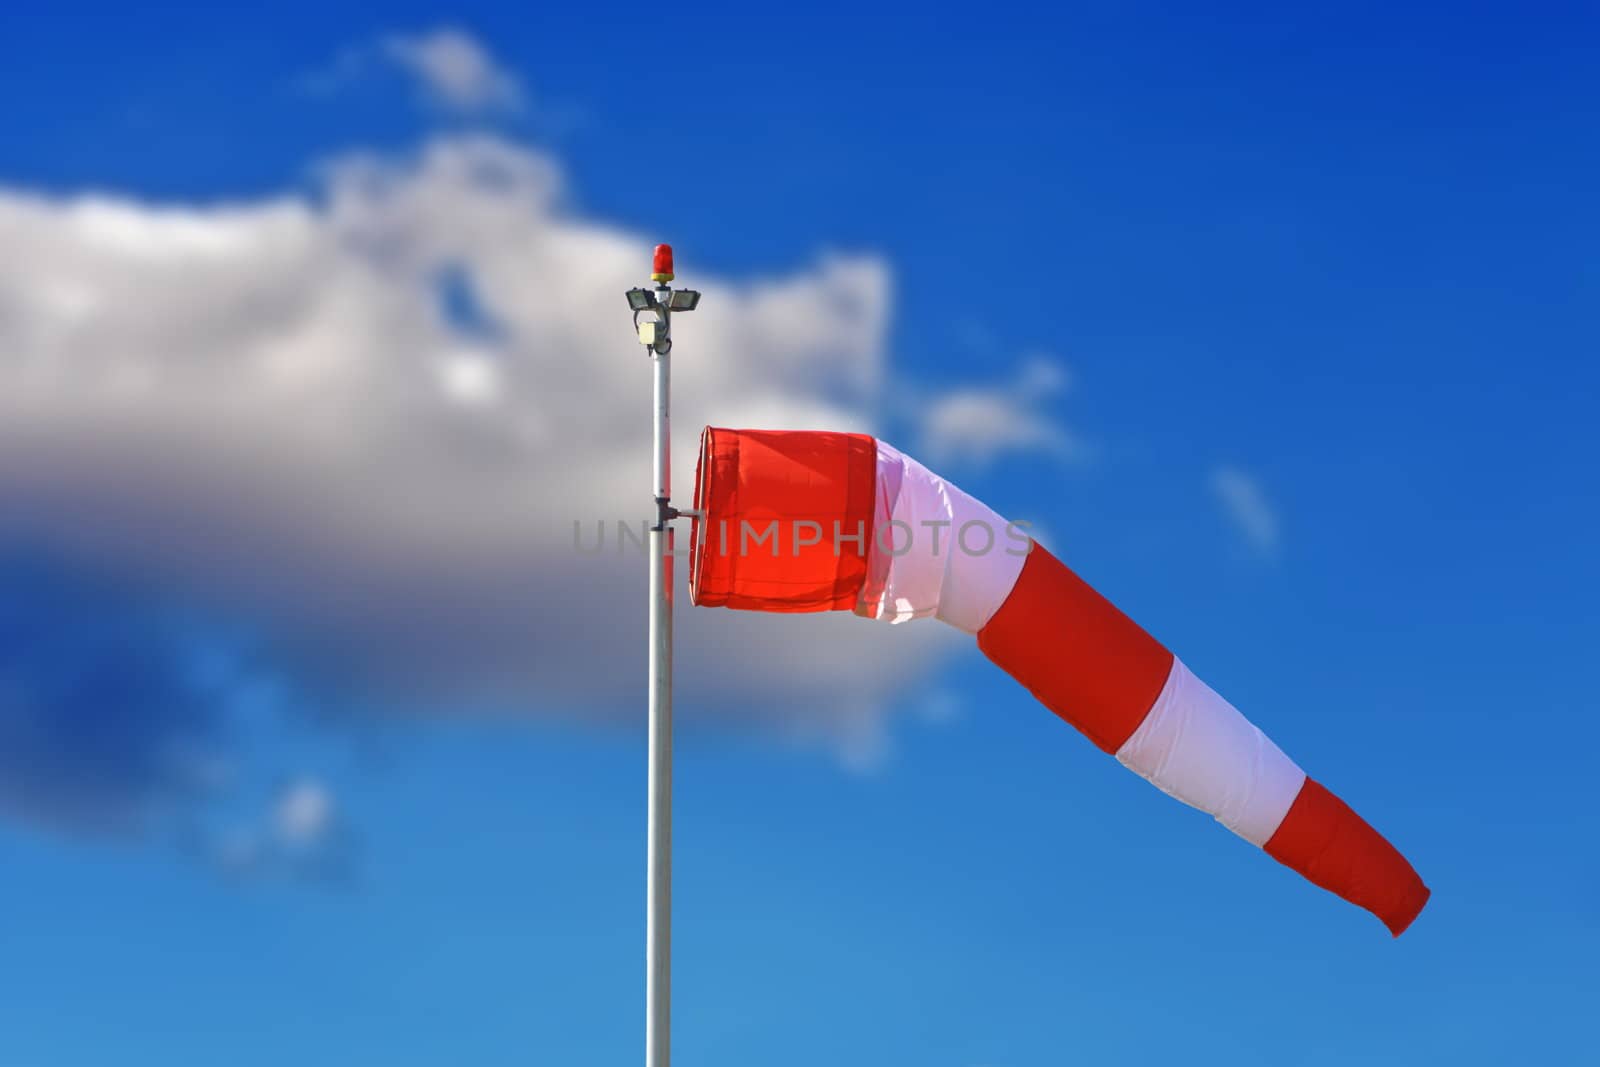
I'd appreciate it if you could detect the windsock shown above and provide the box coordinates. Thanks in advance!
[689,427,1429,936]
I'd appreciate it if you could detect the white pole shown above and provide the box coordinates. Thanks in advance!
[646,284,674,1067]
[631,247,695,1067]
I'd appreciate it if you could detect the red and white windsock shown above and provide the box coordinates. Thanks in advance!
[690,427,1430,936]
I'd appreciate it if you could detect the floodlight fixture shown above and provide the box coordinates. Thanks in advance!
[627,287,657,311]
[667,289,701,312]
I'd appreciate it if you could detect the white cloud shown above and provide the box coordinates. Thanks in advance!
[381,29,524,114]
[274,779,335,846]
[0,134,956,759]
[1211,466,1280,556]
[191,776,351,882]
[916,355,1079,466]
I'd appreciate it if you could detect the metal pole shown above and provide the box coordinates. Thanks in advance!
[630,246,695,1067]
[646,322,673,1067]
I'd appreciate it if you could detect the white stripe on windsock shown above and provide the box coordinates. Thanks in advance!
[1115,658,1307,847]
[858,440,1029,634]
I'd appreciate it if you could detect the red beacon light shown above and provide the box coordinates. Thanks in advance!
[652,243,675,283]
[627,243,699,316]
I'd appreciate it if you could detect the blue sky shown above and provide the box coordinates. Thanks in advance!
[0,5,1595,1064]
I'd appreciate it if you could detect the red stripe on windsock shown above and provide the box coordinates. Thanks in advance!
[1264,778,1431,936]
[976,545,1174,753]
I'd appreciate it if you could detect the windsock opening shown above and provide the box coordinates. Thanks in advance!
[689,426,877,612]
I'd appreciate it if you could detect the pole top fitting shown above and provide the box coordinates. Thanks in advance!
[651,243,675,283]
